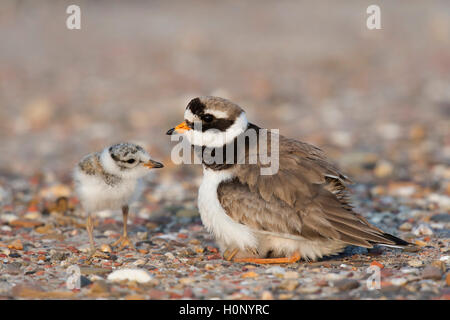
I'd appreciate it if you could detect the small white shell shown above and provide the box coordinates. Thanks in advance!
[107,268,152,283]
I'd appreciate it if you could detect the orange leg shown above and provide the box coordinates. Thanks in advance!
[233,252,301,264]
[223,248,239,261]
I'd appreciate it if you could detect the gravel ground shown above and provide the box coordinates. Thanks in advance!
[0,0,449,299]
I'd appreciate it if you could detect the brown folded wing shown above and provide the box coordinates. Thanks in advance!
[218,131,406,248]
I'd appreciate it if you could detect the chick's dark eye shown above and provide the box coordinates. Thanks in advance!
[203,114,214,123]
[126,159,136,164]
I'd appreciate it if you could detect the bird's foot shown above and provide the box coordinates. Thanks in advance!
[223,248,239,261]
[233,252,301,264]
[111,235,136,251]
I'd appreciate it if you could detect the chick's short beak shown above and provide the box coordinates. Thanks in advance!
[143,159,164,169]
[166,121,191,135]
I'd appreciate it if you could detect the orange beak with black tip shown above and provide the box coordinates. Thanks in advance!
[143,159,164,169]
[166,121,191,135]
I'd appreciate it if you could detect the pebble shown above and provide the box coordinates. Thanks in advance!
[278,293,293,300]
[283,271,299,279]
[103,230,117,237]
[412,224,434,236]
[24,211,42,220]
[204,264,215,270]
[440,256,450,263]
[137,232,148,240]
[9,219,44,228]
[107,268,153,283]
[408,260,423,267]
[89,275,104,282]
[89,281,109,295]
[325,273,346,281]
[0,214,18,223]
[430,213,450,223]
[265,266,285,275]
[421,266,443,280]
[399,222,413,231]
[50,251,68,261]
[370,261,384,269]
[35,225,53,234]
[431,260,446,272]
[9,252,21,258]
[374,160,394,178]
[388,182,418,197]
[242,271,258,279]
[100,244,112,253]
[179,277,195,285]
[7,239,23,250]
[78,245,90,253]
[279,280,298,291]
[5,263,21,275]
[333,279,360,291]
[298,286,320,294]
[391,278,408,286]
[80,267,112,275]
[0,225,12,232]
[261,290,274,300]
[427,194,450,210]
[132,259,147,267]
[414,240,428,247]
[176,208,199,218]
[430,222,445,230]
[164,252,175,260]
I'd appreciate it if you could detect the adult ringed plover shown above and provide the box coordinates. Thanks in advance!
[167,96,411,264]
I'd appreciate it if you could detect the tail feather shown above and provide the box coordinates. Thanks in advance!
[371,232,414,249]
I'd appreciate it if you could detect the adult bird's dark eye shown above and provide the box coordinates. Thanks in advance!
[203,114,213,123]
[127,159,135,164]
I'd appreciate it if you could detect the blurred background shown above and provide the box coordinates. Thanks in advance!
[0,0,449,205]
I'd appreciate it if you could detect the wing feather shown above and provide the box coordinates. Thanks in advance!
[217,128,409,248]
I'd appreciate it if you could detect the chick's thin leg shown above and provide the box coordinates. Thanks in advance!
[111,205,136,250]
[86,215,109,259]
[86,215,95,251]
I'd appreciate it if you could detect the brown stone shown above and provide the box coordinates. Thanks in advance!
[422,266,443,280]
[10,219,44,228]
[8,239,23,250]
[35,225,54,234]
[333,279,360,291]
[12,285,76,299]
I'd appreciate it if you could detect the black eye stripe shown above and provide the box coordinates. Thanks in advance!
[186,98,235,132]
[199,119,234,132]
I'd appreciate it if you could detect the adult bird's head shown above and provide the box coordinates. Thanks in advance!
[166,96,249,148]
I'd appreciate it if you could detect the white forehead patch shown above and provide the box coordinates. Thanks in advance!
[207,109,228,119]
[184,109,196,122]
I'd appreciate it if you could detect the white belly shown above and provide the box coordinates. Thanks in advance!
[197,167,257,250]
[74,169,138,213]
